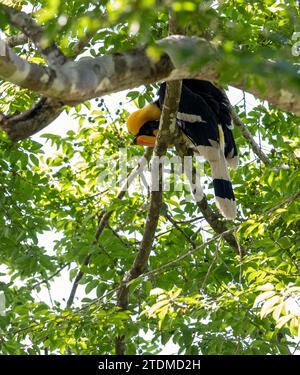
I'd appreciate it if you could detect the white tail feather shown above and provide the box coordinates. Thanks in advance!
[209,150,237,220]
[184,155,203,202]
[226,155,239,170]
[215,196,237,220]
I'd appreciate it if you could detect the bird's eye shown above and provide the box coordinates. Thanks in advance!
[137,120,159,137]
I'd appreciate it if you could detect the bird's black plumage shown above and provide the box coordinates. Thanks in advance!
[156,80,237,162]
[154,80,238,218]
[127,79,238,219]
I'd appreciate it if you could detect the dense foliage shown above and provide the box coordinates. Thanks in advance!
[0,0,299,354]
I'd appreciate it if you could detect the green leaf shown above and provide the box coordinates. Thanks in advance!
[85,280,99,294]
[254,291,276,305]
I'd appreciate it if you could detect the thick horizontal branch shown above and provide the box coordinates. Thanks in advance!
[0,42,53,91]
[0,35,299,116]
[0,98,63,141]
[0,5,73,142]
[6,33,28,48]
[0,5,43,45]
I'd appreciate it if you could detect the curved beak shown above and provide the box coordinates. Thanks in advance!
[135,135,156,147]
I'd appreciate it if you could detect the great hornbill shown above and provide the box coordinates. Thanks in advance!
[126,80,238,219]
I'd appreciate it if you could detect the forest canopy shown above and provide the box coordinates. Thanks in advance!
[0,0,299,355]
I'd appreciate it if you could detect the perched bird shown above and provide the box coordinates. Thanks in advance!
[126,80,238,219]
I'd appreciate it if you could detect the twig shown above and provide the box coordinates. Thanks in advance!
[171,215,204,225]
[165,211,197,249]
[0,4,67,65]
[264,191,300,215]
[141,228,234,280]
[201,237,221,288]
[73,31,96,56]
[223,91,271,165]
[31,263,70,289]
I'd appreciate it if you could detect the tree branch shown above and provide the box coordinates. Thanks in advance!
[0,4,67,65]
[141,189,300,280]
[31,263,70,289]
[0,35,299,117]
[73,31,96,56]
[6,34,29,48]
[0,4,96,142]
[223,91,271,165]
[165,211,197,249]
[1,97,63,141]
[115,80,182,355]
[264,191,300,215]
[66,254,91,308]
[0,41,52,91]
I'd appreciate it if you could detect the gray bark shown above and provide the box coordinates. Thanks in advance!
[0,36,299,115]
